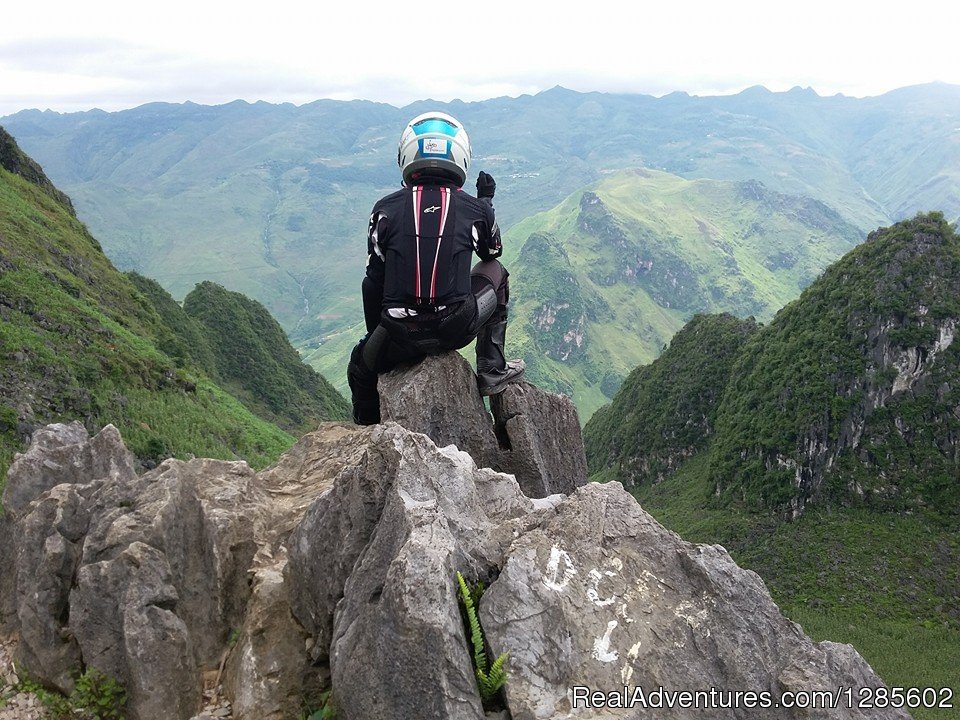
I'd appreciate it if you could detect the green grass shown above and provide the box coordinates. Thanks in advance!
[0,165,297,492]
[787,610,959,720]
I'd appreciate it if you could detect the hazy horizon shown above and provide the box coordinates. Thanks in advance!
[3,0,959,117]
[4,79,960,118]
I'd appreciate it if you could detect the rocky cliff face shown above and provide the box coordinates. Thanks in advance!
[710,213,960,513]
[578,191,701,310]
[0,354,904,719]
[516,233,593,366]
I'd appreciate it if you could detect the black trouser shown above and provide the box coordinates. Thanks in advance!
[348,260,509,424]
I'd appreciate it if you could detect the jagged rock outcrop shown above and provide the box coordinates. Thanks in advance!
[481,483,898,719]
[285,423,563,719]
[224,422,374,720]
[1,388,903,719]
[490,381,587,499]
[380,352,587,497]
[379,353,499,468]
[1,423,268,718]
[0,510,14,632]
[0,127,75,213]
[283,422,903,720]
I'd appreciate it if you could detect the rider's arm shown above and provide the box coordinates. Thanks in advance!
[474,201,503,261]
[473,171,502,261]
[362,209,387,332]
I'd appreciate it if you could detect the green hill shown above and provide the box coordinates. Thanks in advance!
[0,128,345,488]
[182,280,349,433]
[587,212,960,512]
[584,313,758,481]
[128,274,349,433]
[126,271,219,376]
[505,169,862,418]
[710,213,960,513]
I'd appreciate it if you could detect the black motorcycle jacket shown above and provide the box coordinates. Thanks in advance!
[365,180,502,311]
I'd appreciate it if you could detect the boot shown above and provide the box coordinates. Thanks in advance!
[476,319,525,396]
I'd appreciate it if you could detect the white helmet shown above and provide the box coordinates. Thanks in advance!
[397,111,471,186]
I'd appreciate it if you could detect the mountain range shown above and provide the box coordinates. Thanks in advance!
[2,96,958,717]
[3,83,960,417]
[502,169,861,414]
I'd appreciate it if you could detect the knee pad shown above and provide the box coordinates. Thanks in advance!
[348,341,376,390]
[472,259,509,304]
[473,283,498,326]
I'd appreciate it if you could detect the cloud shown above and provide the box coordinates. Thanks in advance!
[1,0,959,116]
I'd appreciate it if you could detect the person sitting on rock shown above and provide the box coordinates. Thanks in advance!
[347,111,525,425]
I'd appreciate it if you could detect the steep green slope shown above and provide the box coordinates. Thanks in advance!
[584,313,758,482]
[4,84,959,400]
[506,169,861,418]
[0,129,295,486]
[710,213,960,512]
[588,212,960,514]
[126,272,219,376]
[182,281,349,433]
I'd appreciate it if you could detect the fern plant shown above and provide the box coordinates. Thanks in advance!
[456,571,508,702]
[71,668,127,720]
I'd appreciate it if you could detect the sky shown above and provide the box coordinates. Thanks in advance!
[2,0,959,116]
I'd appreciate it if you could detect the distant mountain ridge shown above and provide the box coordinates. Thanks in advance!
[2,84,958,350]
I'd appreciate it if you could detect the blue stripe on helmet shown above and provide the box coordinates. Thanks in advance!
[411,118,459,137]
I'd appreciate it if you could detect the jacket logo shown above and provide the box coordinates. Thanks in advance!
[423,205,441,213]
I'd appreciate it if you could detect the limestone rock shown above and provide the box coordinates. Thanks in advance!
[380,352,588,498]
[379,353,499,468]
[1,422,136,517]
[4,425,265,719]
[72,541,200,719]
[224,422,371,719]
[286,424,900,720]
[15,484,88,692]
[223,560,320,720]
[0,511,15,632]
[480,481,906,720]
[4,423,137,692]
[491,381,587,497]
[73,457,262,673]
[286,423,551,720]
[2,416,904,720]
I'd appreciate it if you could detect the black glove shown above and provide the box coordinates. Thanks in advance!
[476,171,496,200]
